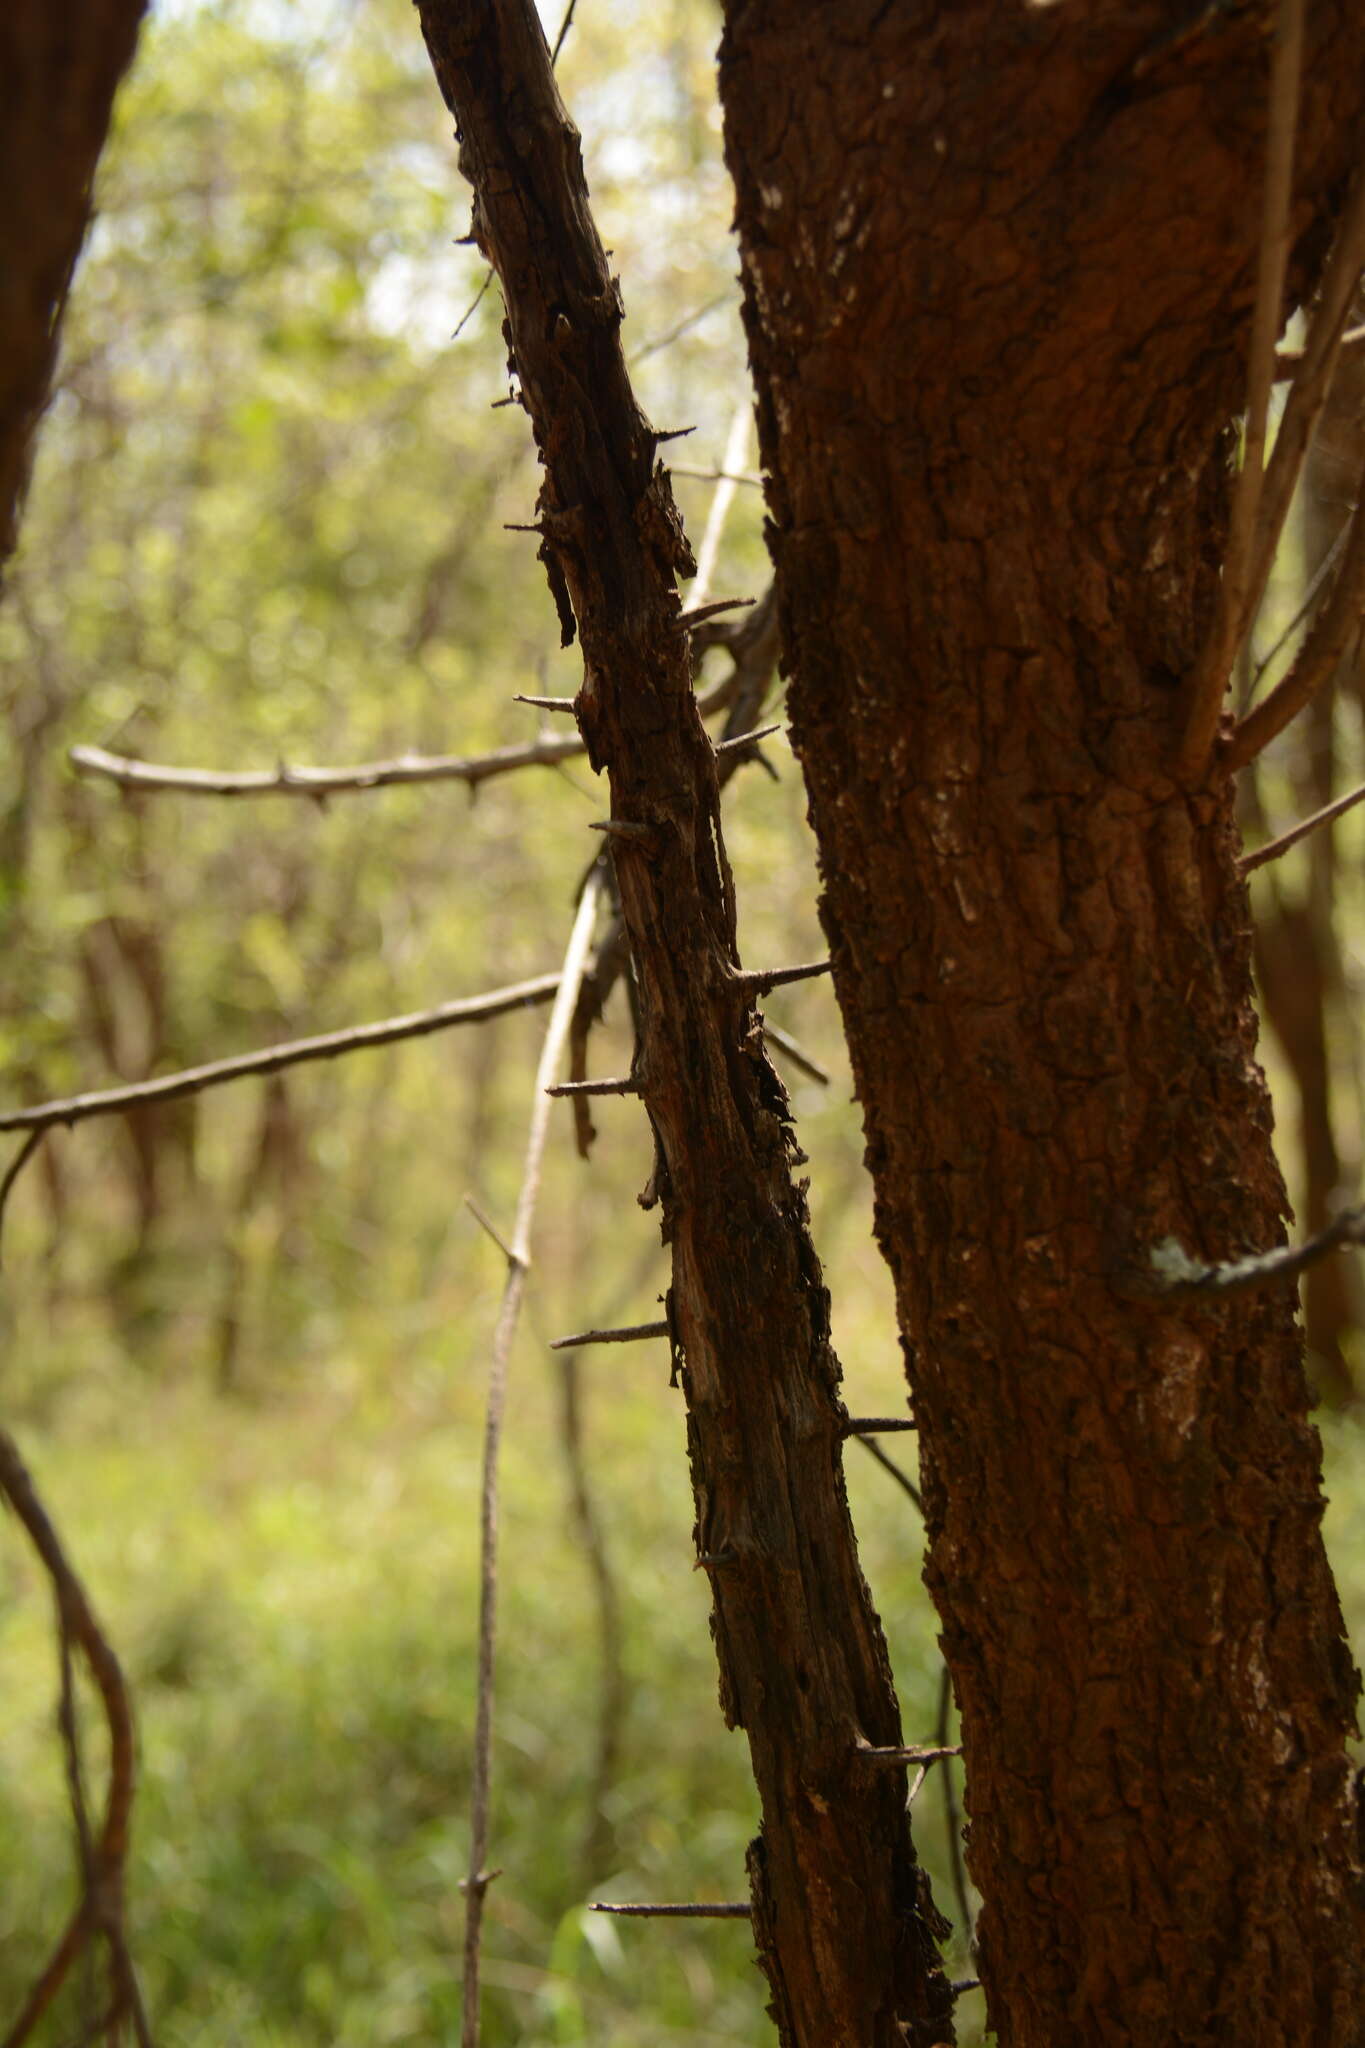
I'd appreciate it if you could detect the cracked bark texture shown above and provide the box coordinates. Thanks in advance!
[719,4,1365,2043]
[0,0,147,573]
[414,3,956,2042]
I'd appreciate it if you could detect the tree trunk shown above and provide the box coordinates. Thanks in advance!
[0,0,147,573]
[719,5,1365,2042]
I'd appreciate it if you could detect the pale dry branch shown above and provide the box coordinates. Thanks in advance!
[1249,160,1365,612]
[1239,772,1365,873]
[460,870,602,2048]
[0,974,563,1137]
[1176,0,1305,783]
[1224,463,1365,769]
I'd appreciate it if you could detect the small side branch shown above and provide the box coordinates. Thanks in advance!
[732,960,832,997]
[589,1901,751,1919]
[1239,773,1365,873]
[549,1319,668,1351]
[1125,1209,1365,1302]
[0,973,564,1136]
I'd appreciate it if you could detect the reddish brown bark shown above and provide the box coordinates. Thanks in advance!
[719,5,1365,2042]
[415,5,955,2042]
[0,0,146,573]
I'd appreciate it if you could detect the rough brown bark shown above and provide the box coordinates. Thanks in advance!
[414,5,955,2043]
[719,5,1365,2043]
[0,0,147,574]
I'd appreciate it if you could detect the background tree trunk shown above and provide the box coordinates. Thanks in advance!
[720,4,1365,2041]
[0,0,147,573]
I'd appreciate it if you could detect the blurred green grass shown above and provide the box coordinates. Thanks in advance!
[0,1284,976,2046]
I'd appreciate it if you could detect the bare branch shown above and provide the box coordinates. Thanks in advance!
[843,1415,917,1435]
[1249,160,1365,614]
[1176,0,1305,783]
[1224,465,1365,769]
[937,1663,976,1967]
[461,871,602,2048]
[0,1431,150,2048]
[589,1901,751,1919]
[69,734,589,800]
[544,1076,638,1097]
[0,973,563,1137]
[67,623,767,806]
[549,1319,668,1351]
[0,1129,44,1260]
[851,1432,923,1516]
[1239,773,1365,874]
[731,960,832,997]
[761,1022,829,1087]
[1125,1207,1365,1302]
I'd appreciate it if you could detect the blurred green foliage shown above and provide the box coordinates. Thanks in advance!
[1,3,1362,2046]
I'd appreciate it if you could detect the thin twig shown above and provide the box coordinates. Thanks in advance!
[692,405,751,609]
[544,1076,638,1098]
[551,1244,660,1885]
[1224,467,1365,769]
[0,1129,44,1260]
[0,973,564,1136]
[0,1431,149,2048]
[589,1901,751,1919]
[851,1432,923,1515]
[1249,159,1365,620]
[672,465,764,488]
[1240,513,1350,710]
[843,1415,917,1435]
[937,1663,976,1965]
[461,871,602,2048]
[626,292,733,366]
[1240,773,1365,873]
[549,0,577,64]
[453,268,494,341]
[1176,0,1305,783]
[549,1318,668,1351]
[762,1022,828,1087]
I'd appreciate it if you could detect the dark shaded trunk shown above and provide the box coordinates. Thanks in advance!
[0,0,147,573]
[416,4,955,2041]
[719,4,1365,2041]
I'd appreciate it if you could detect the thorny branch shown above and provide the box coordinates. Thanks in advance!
[66,599,770,804]
[414,2,956,2040]
[0,1432,152,2048]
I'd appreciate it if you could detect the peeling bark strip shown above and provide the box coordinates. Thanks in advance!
[719,4,1365,2044]
[413,4,956,2041]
